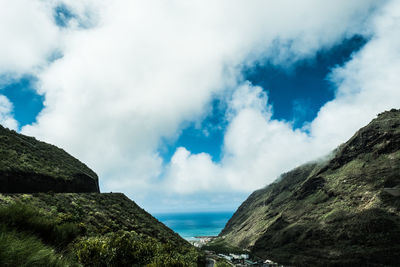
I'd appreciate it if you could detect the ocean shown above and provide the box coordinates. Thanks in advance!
[154,211,234,240]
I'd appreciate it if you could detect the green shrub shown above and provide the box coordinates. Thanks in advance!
[53,222,83,247]
[0,227,77,267]
[75,230,199,267]
[0,202,83,247]
[75,231,160,266]
[0,202,200,266]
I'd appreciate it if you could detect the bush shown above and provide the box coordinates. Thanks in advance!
[0,202,83,247]
[0,202,201,266]
[75,231,161,266]
[75,230,199,267]
[0,226,77,267]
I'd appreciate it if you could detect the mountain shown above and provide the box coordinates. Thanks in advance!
[0,126,202,266]
[0,125,99,193]
[217,109,400,266]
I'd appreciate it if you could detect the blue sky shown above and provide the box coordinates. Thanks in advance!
[53,4,75,27]
[159,35,367,162]
[245,35,367,128]
[1,1,399,213]
[1,76,43,129]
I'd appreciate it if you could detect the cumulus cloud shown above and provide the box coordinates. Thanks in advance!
[311,0,400,143]
[165,83,323,193]
[164,0,400,196]
[166,147,222,194]
[0,95,18,130]
[0,0,60,76]
[0,0,397,210]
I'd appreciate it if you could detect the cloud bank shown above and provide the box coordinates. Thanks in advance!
[0,0,398,210]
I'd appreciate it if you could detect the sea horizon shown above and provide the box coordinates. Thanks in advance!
[154,211,234,240]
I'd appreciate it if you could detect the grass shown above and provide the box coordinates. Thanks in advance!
[0,202,82,266]
[215,259,231,267]
[0,195,204,266]
[0,202,83,248]
[75,230,201,266]
[0,228,77,267]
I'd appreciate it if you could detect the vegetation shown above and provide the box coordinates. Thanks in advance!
[0,121,206,265]
[0,125,98,192]
[214,259,231,267]
[201,238,246,255]
[0,193,190,244]
[215,109,400,266]
[0,202,84,246]
[0,200,203,266]
[75,231,200,266]
[0,228,77,267]
[0,123,205,266]
[0,203,80,266]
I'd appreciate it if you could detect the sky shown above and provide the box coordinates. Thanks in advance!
[0,0,399,213]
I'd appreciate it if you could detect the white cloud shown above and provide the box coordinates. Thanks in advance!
[311,0,400,143]
[165,84,323,193]
[0,0,60,76]
[163,0,400,197]
[0,95,18,130]
[166,147,222,194]
[0,0,394,210]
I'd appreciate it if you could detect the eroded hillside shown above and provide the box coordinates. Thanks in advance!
[217,109,400,266]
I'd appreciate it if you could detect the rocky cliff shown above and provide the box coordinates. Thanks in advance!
[218,109,400,266]
[0,125,99,193]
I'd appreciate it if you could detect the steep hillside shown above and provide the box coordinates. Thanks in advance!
[218,109,400,266]
[0,193,201,266]
[0,193,188,245]
[0,125,99,193]
[0,126,203,266]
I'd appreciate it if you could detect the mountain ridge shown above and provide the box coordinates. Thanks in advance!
[0,125,99,193]
[217,109,400,266]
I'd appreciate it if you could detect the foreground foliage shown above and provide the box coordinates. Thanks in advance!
[0,203,79,266]
[0,198,202,266]
[75,231,200,266]
[0,123,203,265]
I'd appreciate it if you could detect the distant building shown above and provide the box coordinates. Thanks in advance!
[218,254,232,261]
[263,259,279,266]
[229,253,249,260]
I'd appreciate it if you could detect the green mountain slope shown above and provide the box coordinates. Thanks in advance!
[217,109,400,266]
[0,193,187,246]
[0,126,202,266]
[0,193,200,266]
[0,125,99,193]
